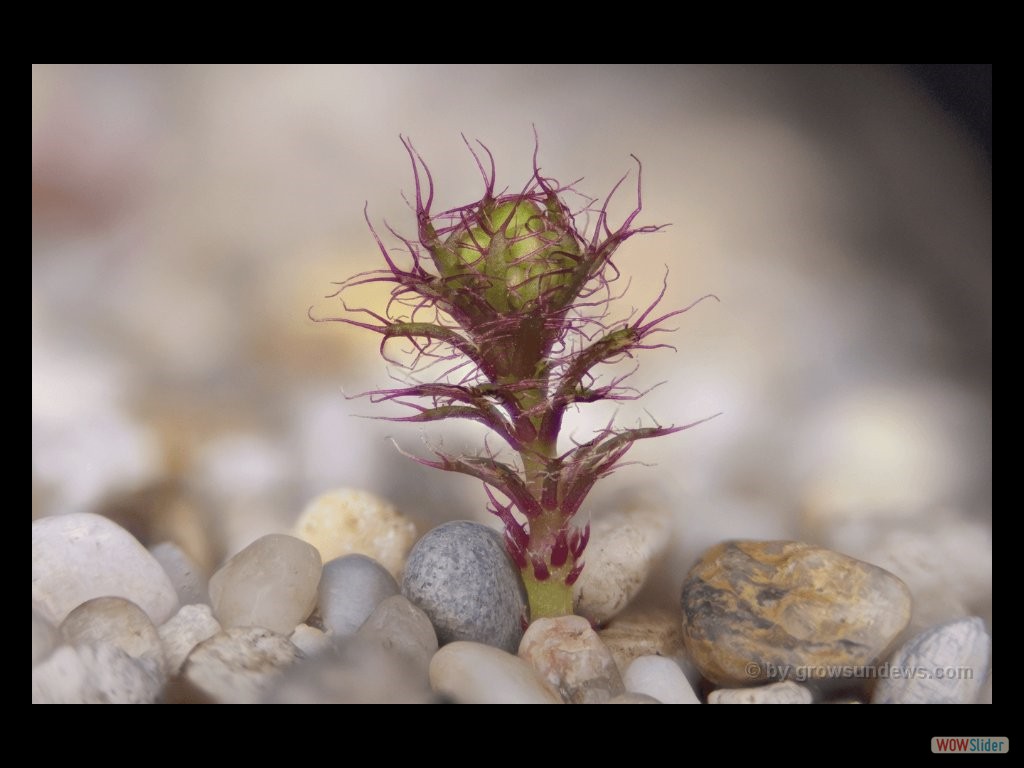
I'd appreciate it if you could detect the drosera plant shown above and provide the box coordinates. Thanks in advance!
[317,134,718,620]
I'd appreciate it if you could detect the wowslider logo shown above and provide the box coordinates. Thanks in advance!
[932,738,1008,754]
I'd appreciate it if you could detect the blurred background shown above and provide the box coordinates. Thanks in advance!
[32,65,991,625]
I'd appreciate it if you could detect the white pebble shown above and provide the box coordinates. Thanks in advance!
[158,604,221,675]
[430,641,564,704]
[208,534,322,635]
[294,488,416,579]
[708,680,813,704]
[32,644,163,704]
[60,597,165,679]
[519,615,624,704]
[290,623,332,657]
[32,609,59,667]
[573,505,671,624]
[873,617,990,704]
[32,512,178,626]
[150,541,210,606]
[182,627,300,704]
[623,655,701,704]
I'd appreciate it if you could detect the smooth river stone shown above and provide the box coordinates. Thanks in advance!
[622,655,701,704]
[294,488,417,579]
[872,617,990,704]
[573,505,671,625]
[430,641,564,704]
[402,521,527,653]
[208,534,322,635]
[519,615,624,704]
[681,540,912,686]
[317,554,399,635]
[32,513,179,626]
[357,595,438,674]
[60,597,165,678]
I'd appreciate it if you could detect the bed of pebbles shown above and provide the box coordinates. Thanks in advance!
[32,488,991,704]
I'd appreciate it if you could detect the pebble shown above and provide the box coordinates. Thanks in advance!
[181,627,300,704]
[32,512,179,626]
[835,517,992,634]
[32,608,59,667]
[294,488,417,578]
[573,505,671,625]
[317,554,399,635]
[597,607,688,676]
[150,541,210,607]
[158,603,222,675]
[265,636,437,704]
[622,655,701,704]
[208,534,322,635]
[606,692,662,704]
[872,617,990,704]
[32,643,164,704]
[680,540,912,686]
[357,595,438,674]
[519,615,624,704]
[430,641,564,704]
[290,623,332,657]
[402,521,527,653]
[708,680,813,704]
[60,597,165,678]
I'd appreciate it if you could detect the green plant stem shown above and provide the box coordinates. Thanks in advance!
[517,378,575,620]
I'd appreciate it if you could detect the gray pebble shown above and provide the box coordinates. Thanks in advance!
[402,521,527,653]
[317,554,399,635]
[357,594,438,674]
[872,617,990,704]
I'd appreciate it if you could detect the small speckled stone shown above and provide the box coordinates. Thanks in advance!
[182,627,300,704]
[294,488,417,578]
[598,607,687,676]
[872,617,990,704]
[357,595,438,674]
[33,609,59,667]
[317,554,399,636]
[32,644,163,704]
[430,641,563,704]
[622,655,701,704]
[573,505,671,625]
[61,597,165,678]
[606,692,662,704]
[208,534,322,635]
[158,603,221,675]
[290,623,332,657]
[519,615,624,704]
[681,540,912,686]
[708,680,813,704]
[402,521,527,653]
[150,541,210,607]
[32,512,178,626]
